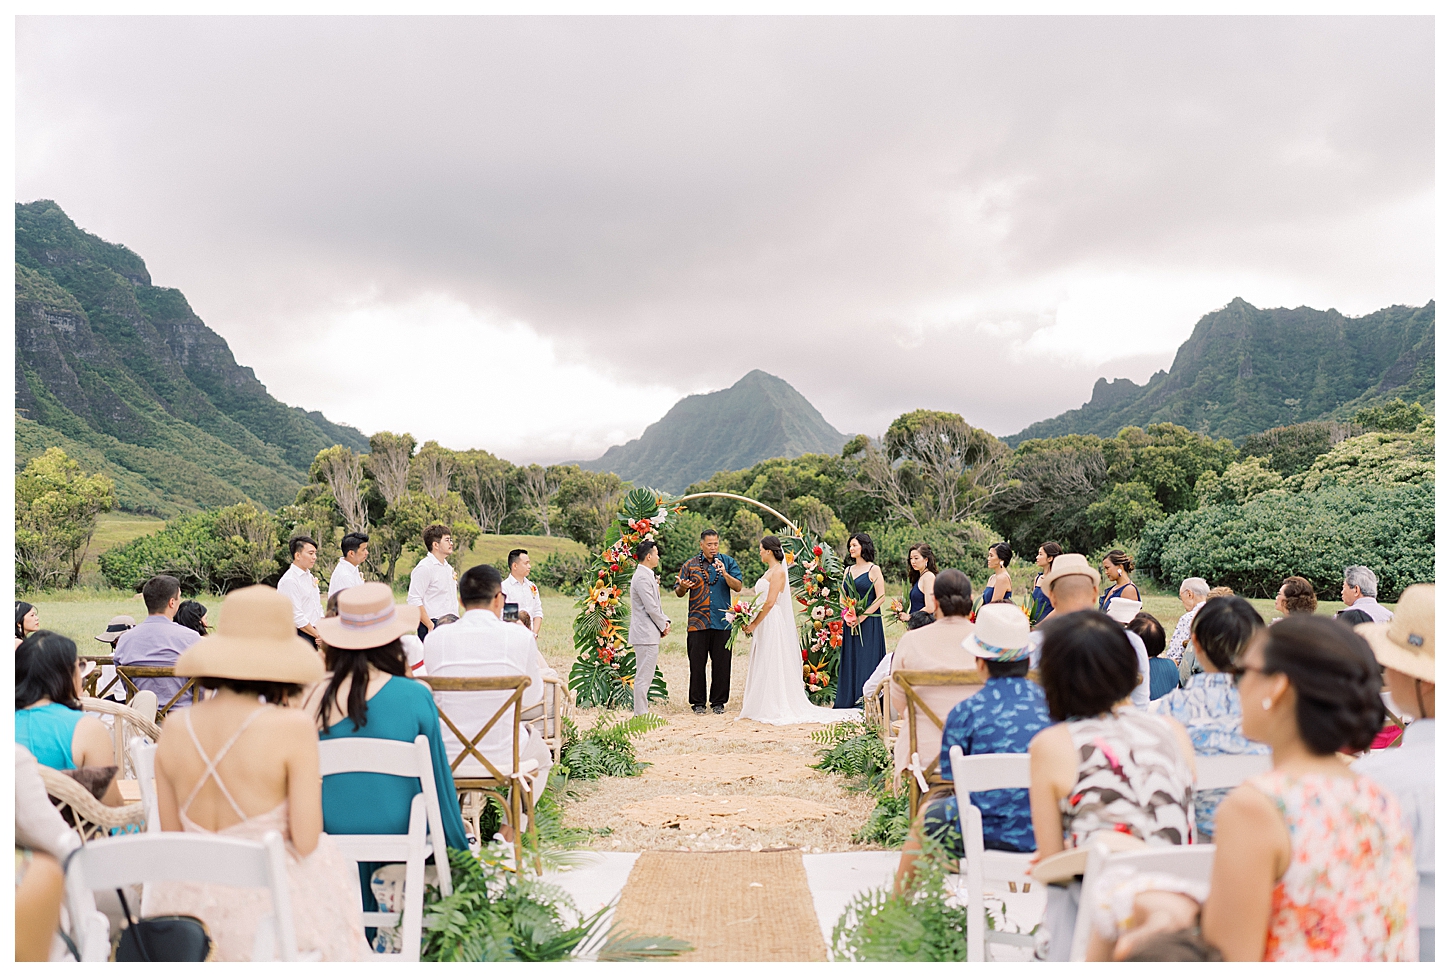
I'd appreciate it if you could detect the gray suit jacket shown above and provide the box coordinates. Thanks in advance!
[629,564,670,645]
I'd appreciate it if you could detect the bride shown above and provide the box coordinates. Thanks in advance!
[737,535,855,725]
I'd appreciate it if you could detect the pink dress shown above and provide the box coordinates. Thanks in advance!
[1250,770,1418,961]
[143,708,369,961]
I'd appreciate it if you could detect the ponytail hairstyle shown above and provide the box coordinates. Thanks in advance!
[933,569,973,617]
[1258,615,1385,755]
[760,535,785,562]
[1104,549,1135,574]
[907,543,938,585]
[315,639,410,734]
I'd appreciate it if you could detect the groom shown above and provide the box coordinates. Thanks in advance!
[674,528,743,714]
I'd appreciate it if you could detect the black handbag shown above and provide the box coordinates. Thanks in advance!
[112,887,214,962]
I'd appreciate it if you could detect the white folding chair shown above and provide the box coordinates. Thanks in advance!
[1068,842,1218,961]
[1194,753,1272,791]
[317,734,454,961]
[128,738,161,833]
[62,831,302,961]
[949,747,1038,962]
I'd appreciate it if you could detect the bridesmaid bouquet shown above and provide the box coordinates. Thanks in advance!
[724,596,759,651]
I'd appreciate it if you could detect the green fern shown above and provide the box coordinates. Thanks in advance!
[852,786,912,847]
[831,836,968,961]
[559,712,666,781]
[810,720,892,793]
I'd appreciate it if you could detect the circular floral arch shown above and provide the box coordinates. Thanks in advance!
[567,487,859,709]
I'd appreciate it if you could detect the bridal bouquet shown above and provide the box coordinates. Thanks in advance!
[724,596,759,652]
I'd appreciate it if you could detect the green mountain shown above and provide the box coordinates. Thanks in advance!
[581,370,849,493]
[14,200,370,517]
[1008,299,1435,446]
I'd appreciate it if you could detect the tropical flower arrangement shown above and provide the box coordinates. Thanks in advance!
[567,487,682,709]
[724,596,759,652]
[783,533,847,706]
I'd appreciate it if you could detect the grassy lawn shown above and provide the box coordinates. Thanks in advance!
[72,512,166,587]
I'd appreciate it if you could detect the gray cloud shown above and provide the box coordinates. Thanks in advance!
[16,15,1433,457]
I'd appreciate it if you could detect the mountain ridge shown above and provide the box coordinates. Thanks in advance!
[579,370,848,492]
[1009,298,1435,445]
[14,200,370,516]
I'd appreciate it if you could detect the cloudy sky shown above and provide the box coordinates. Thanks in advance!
[16,16,1433,463]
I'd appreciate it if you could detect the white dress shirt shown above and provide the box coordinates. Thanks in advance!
[501,575,544,627]
[328,558,366,597]
[423,608,543,778]
[277,564,322,629]
[1355,718,1434,955]
[407,552,459,621]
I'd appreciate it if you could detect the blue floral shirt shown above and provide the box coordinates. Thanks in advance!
[937,676,1052,853]
[1149,672,1269,839]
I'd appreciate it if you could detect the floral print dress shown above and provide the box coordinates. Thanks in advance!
[1251,771,1418,961]
[1061,709,1195,847]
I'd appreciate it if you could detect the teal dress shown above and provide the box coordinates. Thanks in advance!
[16,702,83,770]
[318,676,470,909]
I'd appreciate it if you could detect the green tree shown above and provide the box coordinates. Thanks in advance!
[552,467,627,549]
[98,502,280,593]
[1287,419,1435,494]
[1194,456,1284,507]
[1351,398,1426,433]
[412,441,457,500]
[389,491,481,579]
[311,445,369,534]
[454,449,513,534]
[15,447,116,588]
[1085,481,1164,543]
[850,410,1008,525]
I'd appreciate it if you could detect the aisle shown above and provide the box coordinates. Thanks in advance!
[561,709,878,853]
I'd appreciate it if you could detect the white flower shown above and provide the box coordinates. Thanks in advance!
[723,612,736,624]
[655,507,669,524]
[820,588,829,598]
[811,605,826,621]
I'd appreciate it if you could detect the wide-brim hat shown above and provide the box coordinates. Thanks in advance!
[1042,553,1100,592]
[1031,830,1147,885]
[95,615,136,644]
[175,585,323,684]
[1105,597,1144,624]
[1356,583,1434,684]
[314,582,420,651]
[964,603,1033,662]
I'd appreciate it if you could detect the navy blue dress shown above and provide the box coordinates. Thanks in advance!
[908,579,927,617]
[835,570,887,709]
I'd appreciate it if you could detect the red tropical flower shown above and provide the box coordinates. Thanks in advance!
[813,545,823,556]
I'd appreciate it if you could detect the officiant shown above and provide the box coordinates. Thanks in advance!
[674,528,743,715]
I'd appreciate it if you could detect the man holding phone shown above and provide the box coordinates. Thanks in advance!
[501,549,544,635]
[674,529,742,714]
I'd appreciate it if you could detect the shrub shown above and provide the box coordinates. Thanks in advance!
[867,519,992,582]
[1139,483,1433,600]
[1286,419,1434,494]
[558,713,666,780]
[98,502,281,593]
[832,837,968,961]
[532,551,593,594]
[15,447,116,589]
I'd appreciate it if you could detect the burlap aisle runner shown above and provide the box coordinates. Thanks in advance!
[611,850,828,961]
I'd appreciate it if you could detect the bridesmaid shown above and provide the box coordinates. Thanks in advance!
[1099,549,1141,610]
[980,542,1014,610]
[835,532,888,709]
[897,543,938,623]
[1027,541,1063,626]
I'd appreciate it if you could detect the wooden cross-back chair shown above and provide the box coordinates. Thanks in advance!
[419,675,540,872]
[79,655,112,699]
[102,666,205,720]
[893,669,985,814]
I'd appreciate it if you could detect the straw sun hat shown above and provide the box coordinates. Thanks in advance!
[963,603,1033,662]
[94,614,135,644]
[1355,582,1435,684]
[314,582,420,651]
[175,585,323,685]
[1041,553,1100,591]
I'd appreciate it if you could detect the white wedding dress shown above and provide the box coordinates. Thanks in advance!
[737,570,856,725]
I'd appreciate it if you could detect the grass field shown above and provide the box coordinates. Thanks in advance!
[72,512,167,586]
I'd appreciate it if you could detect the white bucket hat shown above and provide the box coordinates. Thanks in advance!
[1105,597,1143,624]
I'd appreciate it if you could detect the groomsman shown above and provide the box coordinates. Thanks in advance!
[674,529,742,715]
[501,548,544,636]
[408,524,459,641]
[328,532,370,597]
[277,536,323,646]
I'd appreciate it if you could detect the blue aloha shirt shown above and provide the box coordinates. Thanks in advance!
[924,676,1052,854]
[1149,672,1269,840]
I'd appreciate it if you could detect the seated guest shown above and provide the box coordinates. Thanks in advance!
[1353,583,1435,962]
[1274,576,1317,617]
[1341,564,1393,623]
[147,586,367,961]
[894,604,1049,890]
[1335,607,1374,626]
[15,632,124,806]
[423,565,552,811]
[176,599,209,637]
[16,600,40,649]
[889,569,980,786]
[304,583,469,906]
[1165,578,1208,665]
[1149,596,1268,841]
[1201,616,1417,961]
[92,614,136,703]
[113,574,202,707]
[1127,613,1177,700]
[1028,610,1196,962]
[1030,555,1151,708]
